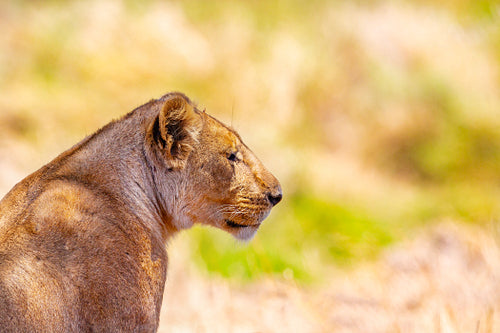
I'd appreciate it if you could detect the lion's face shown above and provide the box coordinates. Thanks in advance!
[147,93,282,240]
[185,113,282,240]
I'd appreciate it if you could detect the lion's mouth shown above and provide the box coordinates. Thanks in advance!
[225,220,257,228]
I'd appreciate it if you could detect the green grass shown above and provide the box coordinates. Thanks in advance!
[188,193,396,284]
[1,0,500,285]
[188,181,500,284]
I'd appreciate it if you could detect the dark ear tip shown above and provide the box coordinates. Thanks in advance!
[163,95,187,111]
[162,91,190,101]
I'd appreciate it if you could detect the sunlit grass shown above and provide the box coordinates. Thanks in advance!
[0,0,499,285]
[189,193,397,283]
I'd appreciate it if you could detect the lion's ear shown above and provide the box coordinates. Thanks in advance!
[151,94,202,170]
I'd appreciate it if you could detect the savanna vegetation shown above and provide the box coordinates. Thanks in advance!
[0,0,499,288]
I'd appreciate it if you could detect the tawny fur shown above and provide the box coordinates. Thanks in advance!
[0,92,281,332]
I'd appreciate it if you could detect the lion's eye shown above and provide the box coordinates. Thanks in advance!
[227,152,237,162]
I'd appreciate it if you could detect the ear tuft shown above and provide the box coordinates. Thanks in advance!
[149,93,202,170]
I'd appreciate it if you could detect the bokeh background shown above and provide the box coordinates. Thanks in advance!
[1,0,500,331]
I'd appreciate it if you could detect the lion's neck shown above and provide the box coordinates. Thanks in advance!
[50,112,180,244]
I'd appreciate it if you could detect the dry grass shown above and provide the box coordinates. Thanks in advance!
[160,222,500,332]
[1,1,500,331]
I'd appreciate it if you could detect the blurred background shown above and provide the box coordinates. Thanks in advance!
[1,0,500,331]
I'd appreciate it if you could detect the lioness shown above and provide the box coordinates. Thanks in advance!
[0,92,282,332]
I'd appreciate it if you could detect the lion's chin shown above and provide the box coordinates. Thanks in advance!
[222,209,271,241]
[231,225,260,241]
[222,220,261,241]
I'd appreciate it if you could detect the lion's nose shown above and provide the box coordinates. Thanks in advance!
[267,187,283,207]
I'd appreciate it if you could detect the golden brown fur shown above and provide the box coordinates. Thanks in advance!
[0,92,281,332]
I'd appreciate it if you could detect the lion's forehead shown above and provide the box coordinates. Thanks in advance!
[202,114,242,148]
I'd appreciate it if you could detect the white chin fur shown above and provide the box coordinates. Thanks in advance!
[233,226,259,242]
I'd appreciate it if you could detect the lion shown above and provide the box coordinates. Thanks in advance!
[0,92,282,332]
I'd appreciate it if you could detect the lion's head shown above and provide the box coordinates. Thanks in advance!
[146,93,282,240]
